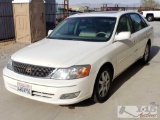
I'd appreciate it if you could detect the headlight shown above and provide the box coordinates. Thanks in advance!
[51,65,91,80]
[7,59,13,71]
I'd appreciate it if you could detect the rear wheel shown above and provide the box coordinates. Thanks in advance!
[147,15,154,22]
[92,67,112,103]
[140,43,150,64]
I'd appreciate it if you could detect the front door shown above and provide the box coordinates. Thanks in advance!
[114,14,137,75]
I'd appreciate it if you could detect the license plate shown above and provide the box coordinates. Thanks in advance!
[17,82,31,95]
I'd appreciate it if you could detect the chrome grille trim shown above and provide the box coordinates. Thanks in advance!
[12,61,55,78]
[32,91,54,99]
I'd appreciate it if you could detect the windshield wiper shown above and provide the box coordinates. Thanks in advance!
[47,37,107,42]
[47,37,73,40]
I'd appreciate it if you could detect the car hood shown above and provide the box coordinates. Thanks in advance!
[12,39,106,68]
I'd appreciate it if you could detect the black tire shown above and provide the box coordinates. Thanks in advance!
[147,15,154,22]
[91,66,112,103]
[140,43,151,64]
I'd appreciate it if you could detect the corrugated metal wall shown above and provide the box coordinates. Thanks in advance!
[0,0,15,40]
[0,0,58,40]
[45,0,56,32]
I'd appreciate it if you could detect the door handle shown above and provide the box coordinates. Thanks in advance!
[146,32,149,37]
[133,39,136,43]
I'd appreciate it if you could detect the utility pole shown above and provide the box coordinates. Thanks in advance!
[102,4,107,11]
[64,0,69,18]
[85,6,89,12]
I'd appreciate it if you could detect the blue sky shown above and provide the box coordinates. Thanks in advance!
[57,0,141,4]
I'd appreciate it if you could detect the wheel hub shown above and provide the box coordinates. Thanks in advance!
[144,45,149,61]
[98,71,110,97]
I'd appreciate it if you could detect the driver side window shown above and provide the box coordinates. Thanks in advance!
[117,15,132,34]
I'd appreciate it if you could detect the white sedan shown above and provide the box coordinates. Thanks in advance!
[3,11,154,105]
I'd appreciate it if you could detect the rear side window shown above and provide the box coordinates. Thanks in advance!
[140,16,148,27]
[130,14,147,32]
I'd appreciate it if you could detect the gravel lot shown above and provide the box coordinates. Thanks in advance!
[0,21,160,120]
[0,41,27,61]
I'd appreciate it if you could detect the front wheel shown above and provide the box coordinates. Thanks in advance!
[92,67,112,103]
[147,15,154,22]
[140,43,151,64]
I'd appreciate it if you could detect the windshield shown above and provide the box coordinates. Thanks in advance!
[48,17,116,42]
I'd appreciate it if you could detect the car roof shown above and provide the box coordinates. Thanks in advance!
[68,11,138,18]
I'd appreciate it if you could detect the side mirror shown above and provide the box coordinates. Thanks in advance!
[48,30,53,36]
[115,32,131,41]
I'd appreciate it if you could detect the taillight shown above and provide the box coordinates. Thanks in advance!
[140,11,143,15]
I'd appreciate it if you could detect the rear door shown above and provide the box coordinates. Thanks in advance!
[129,13,151,60]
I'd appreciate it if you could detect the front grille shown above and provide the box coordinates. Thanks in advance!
[12,61,55,77]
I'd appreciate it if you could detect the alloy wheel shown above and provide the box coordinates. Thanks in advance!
[98,71,110,97]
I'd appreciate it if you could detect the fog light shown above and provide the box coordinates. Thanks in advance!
[60,92,80,99]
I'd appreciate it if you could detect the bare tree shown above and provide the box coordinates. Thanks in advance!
[141,0,159,8]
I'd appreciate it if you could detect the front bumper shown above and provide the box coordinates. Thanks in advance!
[3,67,96,105]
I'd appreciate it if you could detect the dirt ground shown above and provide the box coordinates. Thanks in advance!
[0,40,27,61]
